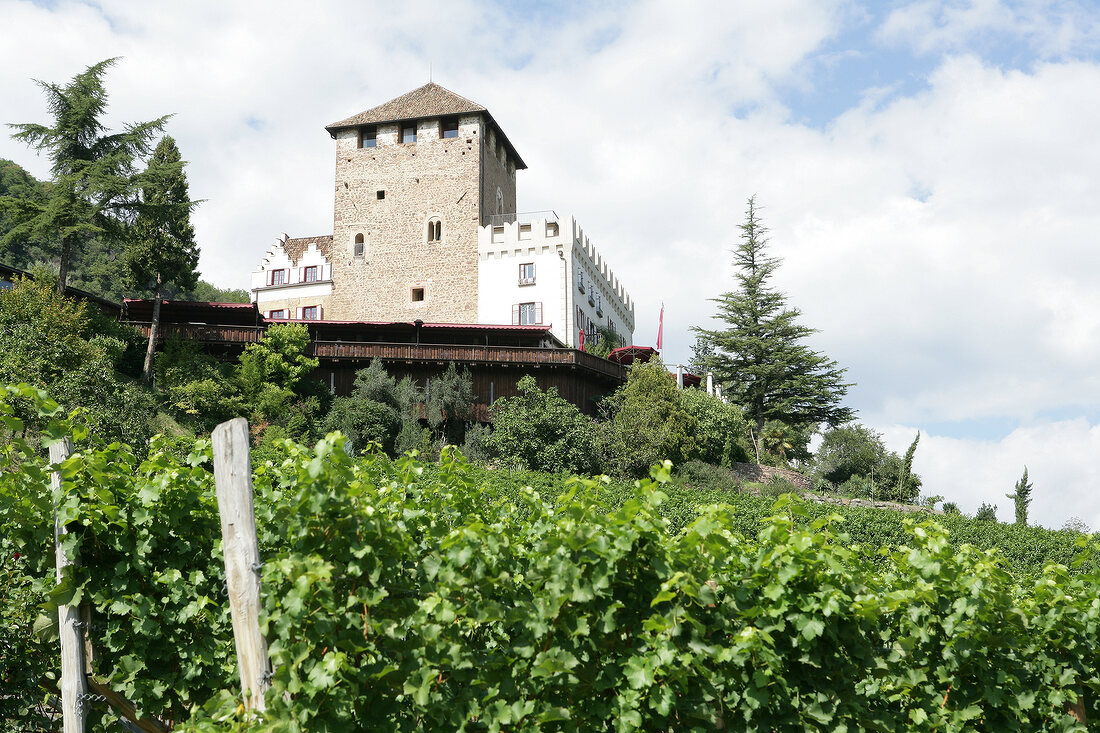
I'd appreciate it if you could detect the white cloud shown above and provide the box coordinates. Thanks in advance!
[877,0,1100,59]
[881,420,1100,531]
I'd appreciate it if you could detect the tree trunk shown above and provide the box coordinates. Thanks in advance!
[57,236,72,295]
[141,275,162,385]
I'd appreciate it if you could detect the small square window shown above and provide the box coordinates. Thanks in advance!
[401,124,416,144]
[519,263,535,285]
[360,126,376,148]
[304,266,319,282]
[377,190,385,200]
[412,287,425,302]
[302,306,319,320]
[442,118,459,139]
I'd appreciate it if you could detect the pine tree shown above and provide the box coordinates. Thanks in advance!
[123,136,199,383]
[0,58,167,293]
[694,197,853,433]
[1006,466,1033,526]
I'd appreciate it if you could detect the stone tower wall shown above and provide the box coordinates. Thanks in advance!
[327,113,518,322]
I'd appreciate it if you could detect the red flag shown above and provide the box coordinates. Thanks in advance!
[656,304,664,351]
[578,328,585,351]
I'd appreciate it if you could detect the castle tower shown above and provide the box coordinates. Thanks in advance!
[323,83,525,322]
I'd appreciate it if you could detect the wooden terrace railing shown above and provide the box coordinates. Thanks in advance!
[130,322,266,344]
[311,341,626,381]
[128,322,626,382]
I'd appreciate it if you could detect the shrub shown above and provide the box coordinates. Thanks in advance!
[485,375,597,474]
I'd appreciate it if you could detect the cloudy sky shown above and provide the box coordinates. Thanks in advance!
[3,0,1100,530]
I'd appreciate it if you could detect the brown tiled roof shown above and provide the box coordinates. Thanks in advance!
[327,83,486,128]
[326,83,527,169]
[282,235,333,262]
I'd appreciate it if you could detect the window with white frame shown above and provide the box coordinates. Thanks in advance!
[513,302,542,325]
[518,262,535,285]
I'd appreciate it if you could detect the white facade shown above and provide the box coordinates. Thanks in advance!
[250,235,334,319]
[477,214,635,348]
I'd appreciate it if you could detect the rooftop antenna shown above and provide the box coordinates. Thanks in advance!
[429,63,433,82]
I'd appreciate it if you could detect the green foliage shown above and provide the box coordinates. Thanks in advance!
[694,196,853,433]
[942,501,961,515]
[484,375,598,474]
[757,419,813,467]
[3,384,1099,731]
[0,276,156,445]
[584,323,624,359]
[1007,465,1034,526]
[597,359,697,477]
[321,360,420,455]
[155,336,244,432]
[814,423,922,503]
[1,58,168,292]
[236,323,322,437]
[123,136,198,297]
[976,502,999,522]
[123,135,199,383]
[677,387,751,466]
[426,362,474,445]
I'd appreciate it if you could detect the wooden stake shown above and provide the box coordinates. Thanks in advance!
[51,437,87,733]
[212,418,270,711]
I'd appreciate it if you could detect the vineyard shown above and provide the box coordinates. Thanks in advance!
[2,384,1098,731]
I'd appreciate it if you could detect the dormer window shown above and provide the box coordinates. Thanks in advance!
[359,126,376,148]
[303,265,319,282]
[401,123,417,144]
[269,269,286,286]
[442,118,459,139]
[427,217,442,243]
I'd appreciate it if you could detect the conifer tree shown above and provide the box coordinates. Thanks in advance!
[694,197,853,433]
[1006,466,1033,526]
[123,136,199,383]
[1,58,168,293]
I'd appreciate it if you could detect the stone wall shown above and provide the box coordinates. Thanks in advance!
[328,112,517,323]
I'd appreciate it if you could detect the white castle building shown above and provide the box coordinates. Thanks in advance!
[251,83,634,348]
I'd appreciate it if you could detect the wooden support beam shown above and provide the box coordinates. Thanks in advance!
[85,678,168,733]
[212,418,270,711]
[51,437,87,733]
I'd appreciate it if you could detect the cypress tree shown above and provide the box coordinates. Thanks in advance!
[694,196,853,433]
[1006,466,1033,526]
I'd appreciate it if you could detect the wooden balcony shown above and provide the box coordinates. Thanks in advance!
[129,322,626,383]
[311,341,625,382]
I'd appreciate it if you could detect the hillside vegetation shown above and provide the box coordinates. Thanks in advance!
[2,390,1097,730]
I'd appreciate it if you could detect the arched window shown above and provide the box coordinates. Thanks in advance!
[427,218,442,243]
[353,233,365,257]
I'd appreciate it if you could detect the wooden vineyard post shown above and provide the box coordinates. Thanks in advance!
[212,418,271,712]
[51,437,87,733]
